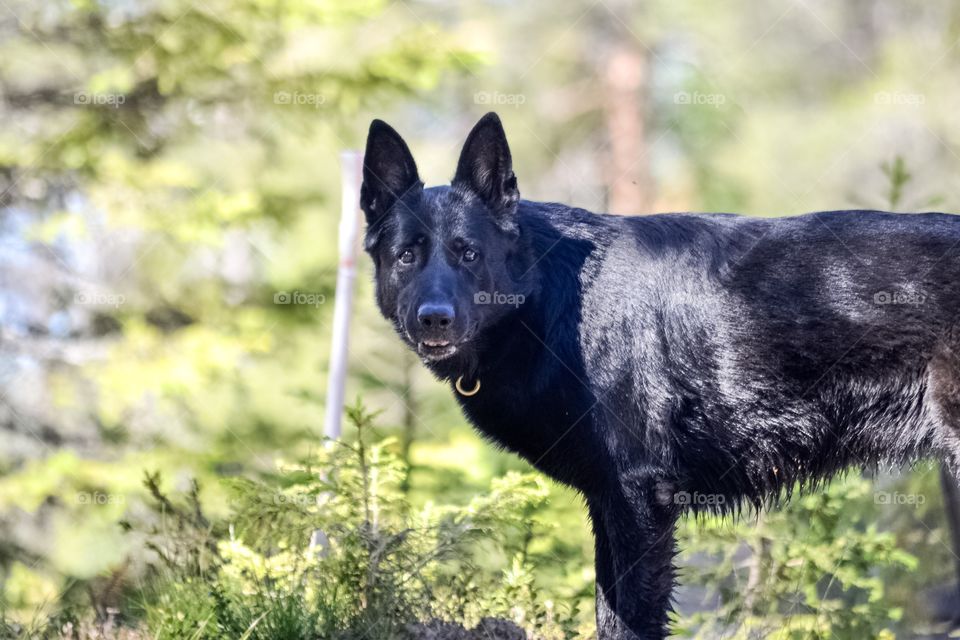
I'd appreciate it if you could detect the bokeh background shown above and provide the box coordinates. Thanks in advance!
[2,0,960,637]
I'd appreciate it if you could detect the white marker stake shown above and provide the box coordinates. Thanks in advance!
[323,150,364,440]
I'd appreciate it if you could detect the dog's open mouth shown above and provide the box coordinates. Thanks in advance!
[418,339,458,360]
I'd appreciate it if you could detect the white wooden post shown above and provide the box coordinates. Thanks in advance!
[323,150,363,440]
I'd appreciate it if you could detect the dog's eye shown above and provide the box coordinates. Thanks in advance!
[398,250,415,265]
[463,249,479,263]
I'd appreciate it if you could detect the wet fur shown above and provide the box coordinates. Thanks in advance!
[360,113,960,639]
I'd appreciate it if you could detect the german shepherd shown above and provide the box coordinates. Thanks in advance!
[360,112,960,639]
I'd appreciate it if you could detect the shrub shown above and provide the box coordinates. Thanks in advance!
[675,475,917,639]
[136,401,579,639]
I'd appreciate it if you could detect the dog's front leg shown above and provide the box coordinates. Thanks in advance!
[589,470,679,640]
[589,501,620,636]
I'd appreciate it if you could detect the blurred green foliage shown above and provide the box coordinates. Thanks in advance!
[675,476,917,639]
[0,0,485,626]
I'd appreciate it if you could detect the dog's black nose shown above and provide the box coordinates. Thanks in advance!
[417,302,455,329]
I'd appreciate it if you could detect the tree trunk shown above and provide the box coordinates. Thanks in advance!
[602,43,652,215]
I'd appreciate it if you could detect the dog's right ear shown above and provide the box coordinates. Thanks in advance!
[453,112,519,233]
[360,120,421,226]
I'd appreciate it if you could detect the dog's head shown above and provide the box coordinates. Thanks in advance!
[361,113,531,368]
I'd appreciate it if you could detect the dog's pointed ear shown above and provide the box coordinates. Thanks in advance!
[453,112,519,230]
[361,119,421,225]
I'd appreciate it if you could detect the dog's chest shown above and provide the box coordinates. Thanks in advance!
[456,376,606,490]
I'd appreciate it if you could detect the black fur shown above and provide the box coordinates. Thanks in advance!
[360,113,960,639]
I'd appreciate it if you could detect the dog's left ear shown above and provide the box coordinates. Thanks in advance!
[453,112,519,232]
[361,119,421,226]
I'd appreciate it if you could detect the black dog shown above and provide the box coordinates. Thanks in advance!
[360,112,960,639]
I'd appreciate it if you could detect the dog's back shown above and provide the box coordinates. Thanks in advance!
[557,207,960,504]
